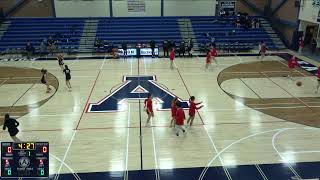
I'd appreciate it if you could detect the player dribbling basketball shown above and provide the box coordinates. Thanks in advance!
[144,93,154,127]
[287,55,298,79]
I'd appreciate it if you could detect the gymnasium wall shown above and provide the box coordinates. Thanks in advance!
[164,0,216,16]
[271,0,299,45]
[55,0,110,17]
[235,0,299,46]
[298,0,319,23]
[112,0,161,17]
[54,0,216,17]
[0,0,54,17]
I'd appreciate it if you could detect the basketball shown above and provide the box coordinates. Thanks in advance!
[296,81,302,86]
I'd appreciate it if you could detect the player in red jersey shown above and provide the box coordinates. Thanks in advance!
[205,50,212,70]
[299,37,304,54]
[316,66,320,93]
[144,93,154,127]
[187,96,203,126]
[210,46,217,64]
[169,48,175,69]
[170,97,178,127]
[287,55,298,78]
[175,102,186,136]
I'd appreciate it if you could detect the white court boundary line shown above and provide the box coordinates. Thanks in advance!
[197,127,320,180]
[50,153,81,180]
[272,129,302,179]
[173,59,233,179]
[143,58,160,180]
[124,104,131,180]
[54,130,77,180]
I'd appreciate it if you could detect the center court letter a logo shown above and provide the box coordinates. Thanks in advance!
[87,75,189,112]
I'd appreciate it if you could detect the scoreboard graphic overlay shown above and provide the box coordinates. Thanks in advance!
[1,142,49,178]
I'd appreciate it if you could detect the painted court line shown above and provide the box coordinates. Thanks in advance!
[50,153,81,180]
[54,130,77,180]
[151,117,160,180]
[272,129,302,179]
[239,78,262,99]
[174,61,231,180]
[255,164,268,180]
[75,70,101,130]
[260,72,313,110]
[124,104,130,180]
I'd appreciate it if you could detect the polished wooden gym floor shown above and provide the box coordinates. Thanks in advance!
[0,52,320,180]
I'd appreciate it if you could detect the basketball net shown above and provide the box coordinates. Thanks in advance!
[313,0,320,7]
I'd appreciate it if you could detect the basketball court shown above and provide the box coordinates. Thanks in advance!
[0,51,320,179]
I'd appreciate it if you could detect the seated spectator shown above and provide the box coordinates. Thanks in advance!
[256,18,260,28]
[25,42,35,59]
[220,10,226,17]
[94,39,104,48]
[235,17,241,28]
[47,36,56,55]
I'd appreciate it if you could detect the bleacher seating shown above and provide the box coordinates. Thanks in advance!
[96,17,182,48]
[0,18,85,53]
[0,16,280,56]
[190,16,277,51]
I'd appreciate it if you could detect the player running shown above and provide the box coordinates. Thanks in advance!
[187,96,204,127]
[144,93,154,127]
[175,102,186,136]
[2,114,21,142]
[210,46,217,64]
[205,50,212,70]
[287,55,298,79]
[169,48,175,69]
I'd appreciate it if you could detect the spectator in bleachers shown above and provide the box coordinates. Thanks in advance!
[163,40,169,57]
[122,41,128,58]
[187,39,193,57]
[39,40,47,56]
[47,36,56,55]
[150,40,156,58]
[25,42,35,59]
[311,38,317,53]
[94,39,103,48]
[211,37,216,47]
[235,17,241,28]
[178,40,185,57]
